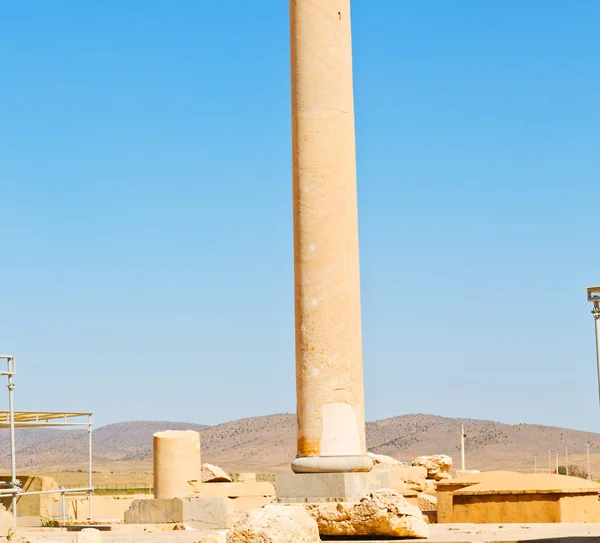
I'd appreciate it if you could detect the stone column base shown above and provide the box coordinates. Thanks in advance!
[291,455,373,474]
[276,471,384,504]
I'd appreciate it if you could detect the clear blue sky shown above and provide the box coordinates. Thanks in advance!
[1,1,599,432]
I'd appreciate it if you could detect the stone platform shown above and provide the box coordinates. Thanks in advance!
[124,482,275,529]
[276,469,418,505]
[14,523,600,543]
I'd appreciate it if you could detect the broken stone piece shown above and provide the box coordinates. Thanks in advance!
[367,451,403,465]
[226,504,320,543]
[77,529,102,543]
[305,488,429,538]
[412,454,453,481]
[202,463,233,483]
[417,492,437,511]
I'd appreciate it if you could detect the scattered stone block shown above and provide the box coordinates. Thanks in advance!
[237,473,256,483]
[0,510,15,537]
[417,492,437,511]
[226,504,319,543]
[77,528,102,543]
[367,451,403,465]
[196,482,275,499]
[305,488,429,538]
[422,510,437,524]
[412,454,452,480]
[202,464,233,483]
[423,479,436,493]
[125,497,236,529]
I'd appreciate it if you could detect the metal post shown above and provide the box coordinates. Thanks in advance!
[60,487,66,527]
[587,442,591,480]
[555,451,559,473]
[88,415,93,519]
[592,302,600,405]
[7,365,17,517]
[460,425,466,471]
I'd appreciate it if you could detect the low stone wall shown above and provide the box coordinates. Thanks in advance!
[0,475,59,518]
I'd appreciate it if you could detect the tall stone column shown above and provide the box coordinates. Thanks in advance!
[291,0,372,474]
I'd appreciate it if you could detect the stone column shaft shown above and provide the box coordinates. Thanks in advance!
[153,430,201,499]
[291,0,372,473]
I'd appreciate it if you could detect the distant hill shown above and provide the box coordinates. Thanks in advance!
[0,414,598,474]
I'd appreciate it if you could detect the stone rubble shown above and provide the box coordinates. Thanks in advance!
[417,492,437,511]
[226,503,320,543]
[412,454,453,481]
[202,463,233,483]
[367,451,404,466]
[77,528,103,543]
[305,488,429,538]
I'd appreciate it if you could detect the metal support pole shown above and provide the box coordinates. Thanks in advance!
[7,368,17,517]
[555,451,559,473]
[60,487,66,527]
[593,303,600,406]
[460,425,466,471]
[587,442,591,480]
[88,415,93,519]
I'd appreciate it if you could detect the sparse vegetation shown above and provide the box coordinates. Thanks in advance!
[40,516,59,528]
[567,465,589,479]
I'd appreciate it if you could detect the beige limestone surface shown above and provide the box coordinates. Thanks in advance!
[412,455,453,480]
[125,497,239,529]
[290,0,371,474]
[78,528,102,543]
[57,495,145,522]
[15,523,600,543]
[202,464,232,483]
[439,472,600,524]
[367,452,403,465]
[437,471,521,523]
[0,475,59,517]
[226,504,319,543]
[195,482,274,499]
[304,489,429,538]
[153,431,201,499]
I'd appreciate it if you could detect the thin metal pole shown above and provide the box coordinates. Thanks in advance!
[8,368,17,517]
[592,303,600,405]
[88,415,93,519]
[61,487,66,527]
[555,451,559,473]
[587,442,591,480]
[565,447,569,476]
[461,425,466,471]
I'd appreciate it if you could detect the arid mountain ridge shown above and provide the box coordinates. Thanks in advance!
[2,414,599,474]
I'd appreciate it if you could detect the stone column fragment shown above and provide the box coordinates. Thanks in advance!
[153,430,201,499]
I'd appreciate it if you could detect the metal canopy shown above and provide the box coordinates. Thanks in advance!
[0,411,93,428]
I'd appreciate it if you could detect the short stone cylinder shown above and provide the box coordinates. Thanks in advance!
[153,430,201,499]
